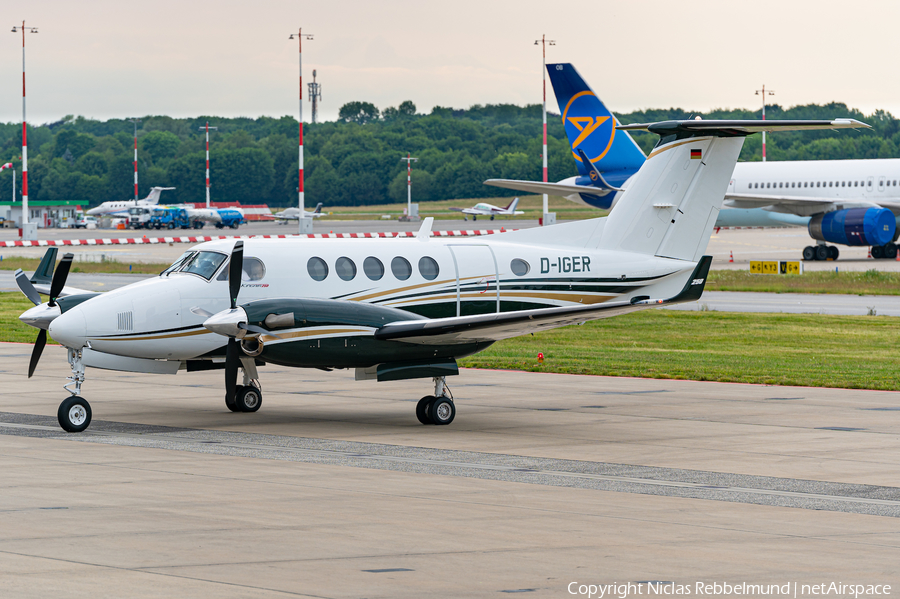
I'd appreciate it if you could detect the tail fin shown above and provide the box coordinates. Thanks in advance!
[313,202,323,214]
[600,119,866,261]
[547,63,645,181]
[504,197,519,212]
[143,186,175,204]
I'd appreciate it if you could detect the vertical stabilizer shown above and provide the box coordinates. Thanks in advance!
[143,186,175,205]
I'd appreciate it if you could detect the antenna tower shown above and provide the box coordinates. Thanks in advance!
[308,70,322,124]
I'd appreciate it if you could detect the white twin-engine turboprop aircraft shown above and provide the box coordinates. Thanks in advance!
[16,118,864,433]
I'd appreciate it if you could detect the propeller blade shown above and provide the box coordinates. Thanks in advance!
[28,329,47,378]
[239,323,283,339]
[190,306,213,318]
[228,241,244,310]
[225,338,240,400]
[48,253,74,307]
[14,269,41,305]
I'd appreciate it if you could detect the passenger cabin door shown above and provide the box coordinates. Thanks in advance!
[449,245,499,317]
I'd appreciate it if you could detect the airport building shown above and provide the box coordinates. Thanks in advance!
[0,199,83,228]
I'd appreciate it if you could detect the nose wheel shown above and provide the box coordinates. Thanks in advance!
[58,396,92,433]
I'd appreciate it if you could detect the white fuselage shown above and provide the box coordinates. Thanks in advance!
[87,199,156,218]
[461,203,520,216]
[49,234,695,362]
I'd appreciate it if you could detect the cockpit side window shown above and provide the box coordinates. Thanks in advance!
[181,251,228,280]
[216,256,266,282]
[161,252,195,276]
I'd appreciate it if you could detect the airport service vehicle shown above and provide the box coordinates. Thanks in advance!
[274,203,325,222]
[214,209,245,229]
[487,63,899,261]
[87,187,175,218]
[150,207,191,230]
[73,215,97,229]
[15,118,863,433]
[449,198,525,221]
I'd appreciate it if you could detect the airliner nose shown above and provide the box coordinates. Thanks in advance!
[49,308,87,349]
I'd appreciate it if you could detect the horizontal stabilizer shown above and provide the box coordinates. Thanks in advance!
[577,149,622,191]
[618,119,868,136]
[484,179,614,197]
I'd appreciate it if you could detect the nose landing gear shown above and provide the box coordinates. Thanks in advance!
[58,348,92,433]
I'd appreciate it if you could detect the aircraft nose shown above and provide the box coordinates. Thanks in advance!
[49,308,87,349]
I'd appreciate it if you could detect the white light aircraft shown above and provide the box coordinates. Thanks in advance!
[449,197,524,221]
[86,187,175,218]
[15,118,863,433]
[274,203,325,223]
[487,63,899,261]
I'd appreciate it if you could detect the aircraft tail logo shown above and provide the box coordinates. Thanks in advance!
[547,63,645,177]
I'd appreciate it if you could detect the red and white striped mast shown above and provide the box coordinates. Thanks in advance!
[289,28,313,233]
[535,35,555,226]
[11,21,38,231]
[198,123,217,208]
[755,84,774,162]
[128,118,141,199]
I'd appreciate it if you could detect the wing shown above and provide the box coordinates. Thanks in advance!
[484,179,614,197]
[375,257,711,345]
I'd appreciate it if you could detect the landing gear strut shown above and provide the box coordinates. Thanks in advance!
[226,357,264,413]
[58,348,92,433]
[415,377,456,425]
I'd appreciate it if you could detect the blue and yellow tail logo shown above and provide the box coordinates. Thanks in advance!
[563,92,617,164]
[548,63,646,178]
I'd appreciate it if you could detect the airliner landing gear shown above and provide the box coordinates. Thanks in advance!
[870,243,897,259]
[802,245,839,261]
[415,377,456,425]
[59,348,92,433]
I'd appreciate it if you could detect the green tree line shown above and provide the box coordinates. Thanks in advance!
[0,101,897,208]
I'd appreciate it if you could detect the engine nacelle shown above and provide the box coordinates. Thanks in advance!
[808,208,896,247]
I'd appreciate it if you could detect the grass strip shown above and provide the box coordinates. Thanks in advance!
[707,269,900,296]
[460,310,900,390]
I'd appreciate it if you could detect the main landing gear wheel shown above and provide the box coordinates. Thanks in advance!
[828,246,840,260]
[802,246,816,261]
[416,396,434,424]
[236,385,262,412]
[225,386,241,412]
[430,397,455,425]
[58,396,91,433]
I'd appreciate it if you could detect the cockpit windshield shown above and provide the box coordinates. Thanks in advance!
[160,251,227,280]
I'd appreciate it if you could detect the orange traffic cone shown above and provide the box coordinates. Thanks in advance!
[868,247,872,259]
[729,251,734,263]
[896,249,899,262]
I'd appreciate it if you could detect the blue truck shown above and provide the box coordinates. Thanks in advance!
[149,207,192,230]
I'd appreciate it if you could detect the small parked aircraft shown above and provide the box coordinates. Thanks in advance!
[449,197,524,221]
[274,203,325,223]
[86,187,176,218]
[16,118,863,432]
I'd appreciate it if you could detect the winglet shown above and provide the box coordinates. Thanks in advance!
[416,217,434,241]
[31,248,58,285]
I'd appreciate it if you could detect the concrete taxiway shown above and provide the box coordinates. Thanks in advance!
[2,342,900,597]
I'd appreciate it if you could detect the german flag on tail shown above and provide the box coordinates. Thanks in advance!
[690,149,702,160]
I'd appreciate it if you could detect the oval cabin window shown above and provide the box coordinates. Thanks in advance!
[418,256,439,280]
[335,257,357,281]
[391,257,412,281]
[511,259,530,276]
[307,257,328,281]
[364,257,384,281]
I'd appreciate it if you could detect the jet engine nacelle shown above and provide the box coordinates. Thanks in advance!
[808,207,896,247]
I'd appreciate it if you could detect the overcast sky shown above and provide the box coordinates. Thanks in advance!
[2,0,898,125]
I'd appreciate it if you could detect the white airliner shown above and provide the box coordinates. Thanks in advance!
[86,187,175,218]
[487,63,900,261]
[274,203,325,222]
[14,118,862,433]
[449,197,524,221]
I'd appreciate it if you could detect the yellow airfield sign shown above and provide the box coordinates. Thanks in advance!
[749,260,804,275]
